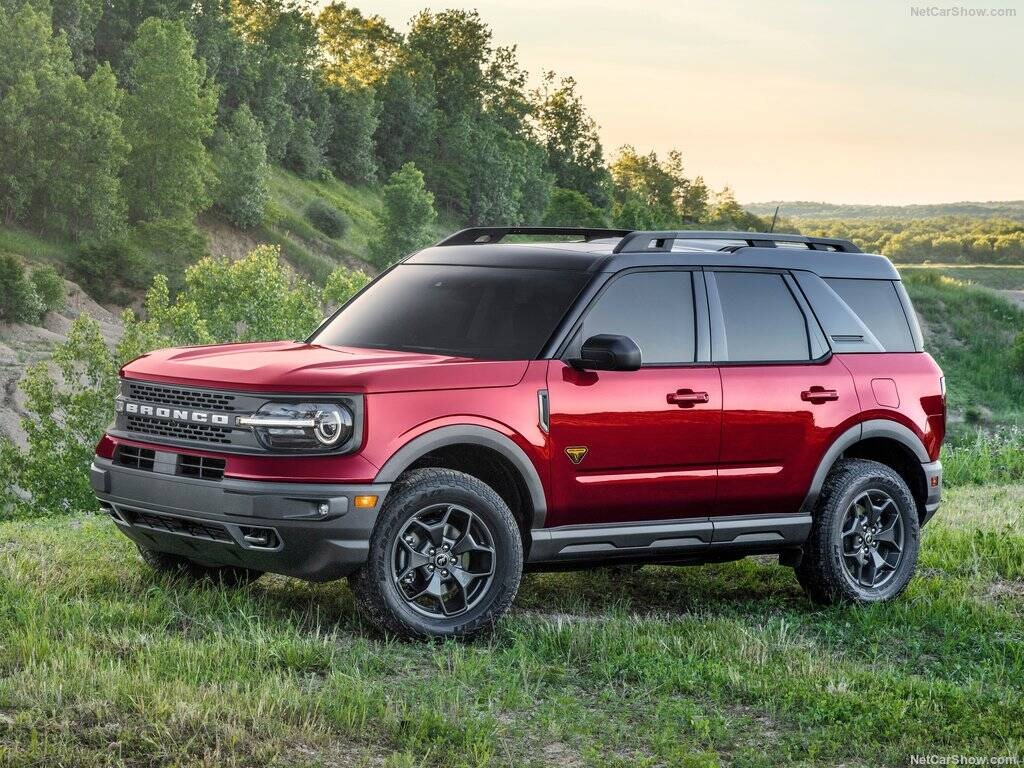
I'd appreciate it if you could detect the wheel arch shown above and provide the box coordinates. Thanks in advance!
[374,425,548,533]
[802,419,931,521]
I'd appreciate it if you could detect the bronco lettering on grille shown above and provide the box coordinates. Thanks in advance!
[117,399,230,426]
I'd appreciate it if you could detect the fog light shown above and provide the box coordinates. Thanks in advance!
[354,495,378,509]
[317,502,331,516]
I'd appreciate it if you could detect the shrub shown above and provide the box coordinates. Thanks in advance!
[0,254,43,323]
[323,266,371,308]
[542,187,607,228]
[305,199,347,238]
[31,265,65,315]
[1011,330,1024,375]
[69,236,147,302]
[214,105,270,230]
[134,217,209,294]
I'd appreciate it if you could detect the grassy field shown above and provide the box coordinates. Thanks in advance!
[1,485,1022,767]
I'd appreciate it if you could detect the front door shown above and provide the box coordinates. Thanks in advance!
[545,269,722,527]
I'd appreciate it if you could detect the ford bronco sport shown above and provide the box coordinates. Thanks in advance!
[91,227,945,639]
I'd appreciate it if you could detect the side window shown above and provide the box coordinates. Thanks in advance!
[570,271,696,364]
[712,271,811,362]
[825,278,916,352]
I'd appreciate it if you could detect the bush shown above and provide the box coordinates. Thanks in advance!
[1011,331,1024,375]
[134,218,209,294]
[0,254,43,323]
[214,105,270,230]
[31,265,65,315]
[69,236,147,302]
[305,199,347,238]
[542,187,608,227]
[323,266,371,308]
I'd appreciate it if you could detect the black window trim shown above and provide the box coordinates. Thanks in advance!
[551,266,711,368]
[705,267,833,367]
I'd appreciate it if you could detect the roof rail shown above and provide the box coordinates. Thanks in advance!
[436,226,631,246]
[612,230,861,254]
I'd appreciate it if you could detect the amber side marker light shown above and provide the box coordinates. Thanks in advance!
[354,495,378,509]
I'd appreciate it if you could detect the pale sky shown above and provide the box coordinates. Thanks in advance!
[351,0,1024,205]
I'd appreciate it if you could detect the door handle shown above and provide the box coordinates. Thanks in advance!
[667,389,710,407]
[801,386,839,404]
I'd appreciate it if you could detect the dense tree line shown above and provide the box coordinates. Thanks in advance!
[794,217,1024,264]
[0,0,766,286]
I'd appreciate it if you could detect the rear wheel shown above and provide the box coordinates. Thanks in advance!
[137,545,262,587]
[796,459,920,605]
[349,468,523,640]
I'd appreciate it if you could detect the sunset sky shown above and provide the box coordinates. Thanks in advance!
[356,0,1023,205]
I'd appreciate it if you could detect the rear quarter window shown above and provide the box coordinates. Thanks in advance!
[824,278,916,352]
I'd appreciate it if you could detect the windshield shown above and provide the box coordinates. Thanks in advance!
[311,264,591,360]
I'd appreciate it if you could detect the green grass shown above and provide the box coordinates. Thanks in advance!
[1,484,1022,767]
[0,225,76,266]
[900,264,1024,290]
[904,272,1024,426]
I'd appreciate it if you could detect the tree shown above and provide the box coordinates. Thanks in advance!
[406,9,491,116]
[323,265,370,307]
[121,18,217,223]
[214,104,269,229]
[373,59,437,176]
[531,72,611,209]
[370,163,436,268]
[325,81,378,183]
[316,1,400,87]
[543,188,607,227]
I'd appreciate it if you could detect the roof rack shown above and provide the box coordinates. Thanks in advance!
[612,230,861,254]
[436,226,632,246]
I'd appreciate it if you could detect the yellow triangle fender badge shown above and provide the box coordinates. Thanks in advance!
[565,446,588,465]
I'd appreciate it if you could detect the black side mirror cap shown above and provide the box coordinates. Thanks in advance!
[568,334,642,372]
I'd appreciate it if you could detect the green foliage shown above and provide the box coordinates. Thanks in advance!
[373,60,437,177]
[30,265,66,314]
[0,254,43,323]
[214,105,270,229]
[942,428,1024,487]
[0,4,128,239]
[795,217,1024,264]
[370,162,436,268]
[531,72,611,209]
[121,18,217,223]
[68,236,147,302]
[283,114,323,179]
[133,217,209,293]
[323,265,370,307]
[325,81,379,183]
[1011,330,1024,375]
[305,199,347,238]
[543,187,607,227]
[1,314,118,516]
[176,245,321,343]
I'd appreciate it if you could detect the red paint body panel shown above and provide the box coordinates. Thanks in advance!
[716,357,860,516]
[835,353,945,461]
[545,361,722,526]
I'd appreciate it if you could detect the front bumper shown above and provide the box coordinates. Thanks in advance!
[91,457,390,582]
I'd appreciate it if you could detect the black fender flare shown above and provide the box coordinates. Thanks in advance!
[374,425,548,529]
[800,419,930,515]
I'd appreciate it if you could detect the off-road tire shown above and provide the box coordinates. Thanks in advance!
[137,545,262,587]
[796,458,920,605]
[349,468,523,640]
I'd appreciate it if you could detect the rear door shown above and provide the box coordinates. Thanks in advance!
[545,269,722,527]
[707,269,859,517]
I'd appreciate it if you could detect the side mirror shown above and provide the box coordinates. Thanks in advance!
[568,334,642,372]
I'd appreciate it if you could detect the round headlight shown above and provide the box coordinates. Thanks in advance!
[313,406,350,446]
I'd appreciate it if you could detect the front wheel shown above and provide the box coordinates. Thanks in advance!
[349,468,523,640]
[796,459,920,605]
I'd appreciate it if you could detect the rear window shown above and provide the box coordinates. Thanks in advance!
[712,272,811,362]
[311,264,590,360]
[824,278,916,352]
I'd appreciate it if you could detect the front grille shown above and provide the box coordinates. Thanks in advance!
[127,382,237,411]
[126,415,233,445]
[122,508,233,543]
[179,454,226,481]
[116,445,155,471]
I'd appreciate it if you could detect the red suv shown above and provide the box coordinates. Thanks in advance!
[91,228,945,639]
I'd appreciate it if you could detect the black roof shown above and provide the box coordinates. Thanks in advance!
[408,227,900,280]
